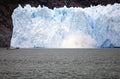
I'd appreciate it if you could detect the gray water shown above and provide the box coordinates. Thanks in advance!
[0,48,120,79]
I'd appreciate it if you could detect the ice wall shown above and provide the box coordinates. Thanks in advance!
[11,4,120,48]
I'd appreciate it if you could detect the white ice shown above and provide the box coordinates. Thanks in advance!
[11,4,120,48]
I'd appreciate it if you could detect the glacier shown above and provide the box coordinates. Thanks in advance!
[11,4,120,48]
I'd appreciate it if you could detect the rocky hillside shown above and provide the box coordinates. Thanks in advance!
[0,0,120,47]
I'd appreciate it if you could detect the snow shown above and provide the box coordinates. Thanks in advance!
[11,4,120,48]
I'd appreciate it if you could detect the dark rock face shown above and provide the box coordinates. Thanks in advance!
[0,4,17,47]
[0,0,120,47]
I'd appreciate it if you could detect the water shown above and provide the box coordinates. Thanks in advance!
[0,48,120,79]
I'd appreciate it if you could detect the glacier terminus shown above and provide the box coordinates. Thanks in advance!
[11,4,120,48]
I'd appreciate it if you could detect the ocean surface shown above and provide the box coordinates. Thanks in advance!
[0,48,120,79]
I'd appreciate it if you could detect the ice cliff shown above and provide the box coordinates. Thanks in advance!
[11,4,120,48]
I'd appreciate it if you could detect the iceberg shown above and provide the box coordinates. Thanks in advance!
[11,4,120,48]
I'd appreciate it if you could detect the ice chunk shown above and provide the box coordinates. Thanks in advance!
[11,4,120,48]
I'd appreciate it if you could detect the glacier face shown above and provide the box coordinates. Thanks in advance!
[11,4,120,48]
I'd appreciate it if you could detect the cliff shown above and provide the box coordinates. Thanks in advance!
[0,0,120,47]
